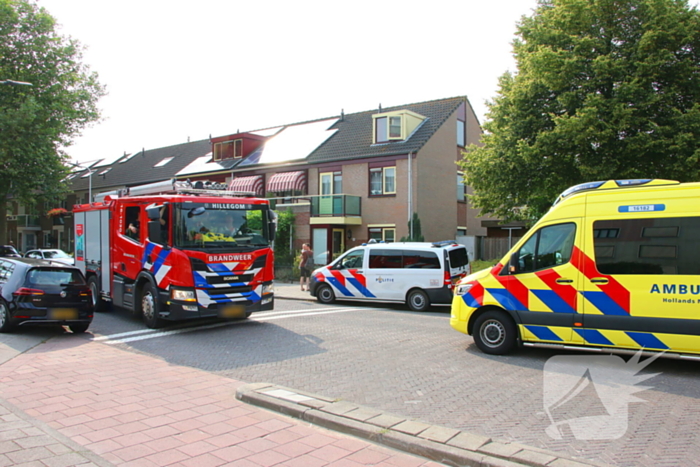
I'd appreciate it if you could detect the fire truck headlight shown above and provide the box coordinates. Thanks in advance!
[171,289,196,302]
[262,283,274,295]
[454,283,473,296]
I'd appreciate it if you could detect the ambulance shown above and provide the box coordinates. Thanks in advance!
[310,241,470,311]
[450,179,700,359]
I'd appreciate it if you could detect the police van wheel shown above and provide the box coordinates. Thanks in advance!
[316,284,336,304]
[473,310,516,355]
[407,289,430,312]
[141,283,164,329]
[88,276,107,312]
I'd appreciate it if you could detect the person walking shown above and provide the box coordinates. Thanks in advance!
[299,243,314,291]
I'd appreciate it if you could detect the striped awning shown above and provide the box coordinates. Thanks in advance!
[228,175,264,196]
[267,171,307,193]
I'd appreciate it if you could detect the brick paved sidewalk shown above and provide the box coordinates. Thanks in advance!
[0,336,447,467]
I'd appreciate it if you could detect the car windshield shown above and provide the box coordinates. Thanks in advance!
[43,250,71,259]
[172,202,271,251]
[1,246,18,255]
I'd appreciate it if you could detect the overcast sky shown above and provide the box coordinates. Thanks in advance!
[36,0,696,166]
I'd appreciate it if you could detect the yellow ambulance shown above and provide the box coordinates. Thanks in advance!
[450,179,700,359]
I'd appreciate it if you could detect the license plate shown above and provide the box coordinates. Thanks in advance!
[49,308,78,320]
[218,304,245,318]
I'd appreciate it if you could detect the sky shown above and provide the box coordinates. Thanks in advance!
[35,0,548,165]
[37,0,669,167]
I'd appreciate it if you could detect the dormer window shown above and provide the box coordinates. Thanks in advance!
[372,110,426,144]
[214,139,242,161]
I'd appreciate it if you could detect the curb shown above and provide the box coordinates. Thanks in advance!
[236,383,608,467]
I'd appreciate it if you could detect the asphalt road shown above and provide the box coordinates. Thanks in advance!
[5,299,700,466]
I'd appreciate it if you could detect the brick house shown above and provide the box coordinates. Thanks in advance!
[9,95,519,261]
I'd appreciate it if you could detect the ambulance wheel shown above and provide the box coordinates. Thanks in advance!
[141,283,164,329]
[316,284,336,304]
[88,276,107,312]
[473,310,517,355]
[407,289,430,312]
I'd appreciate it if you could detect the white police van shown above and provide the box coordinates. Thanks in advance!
[309,241,470,311]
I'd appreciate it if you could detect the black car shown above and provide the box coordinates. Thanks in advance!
[0,258,93,333]
[0,245,21,258]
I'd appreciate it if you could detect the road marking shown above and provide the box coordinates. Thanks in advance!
[96,308,362,345]
[91,307,345,342]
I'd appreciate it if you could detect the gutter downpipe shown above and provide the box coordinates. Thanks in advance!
[408,152,413,239]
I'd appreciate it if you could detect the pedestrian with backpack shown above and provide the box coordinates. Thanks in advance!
[299,243,314,291]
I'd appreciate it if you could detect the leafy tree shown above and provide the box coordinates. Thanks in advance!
[0,0,105,243]
[273,208,295,265]
[460,0,700,222]
[400,213,424,242]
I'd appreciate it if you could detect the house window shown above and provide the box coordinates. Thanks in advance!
[320,171,342,195]
[214,140,242,161]
[389,117,402,138]
[457,172,467,202]
[375,116,403,143]
[369,227,395,243]
[375,117,388,143]
[457,120,466,147]
[370,167,396,196]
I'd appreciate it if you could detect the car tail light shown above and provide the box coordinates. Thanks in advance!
[14,287,45,296]
[444,271,453,288]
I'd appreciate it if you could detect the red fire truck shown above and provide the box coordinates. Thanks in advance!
[72,179,276,328]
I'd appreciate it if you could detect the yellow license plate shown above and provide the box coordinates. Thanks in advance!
[218,304,246,318]
[49,308,78,320]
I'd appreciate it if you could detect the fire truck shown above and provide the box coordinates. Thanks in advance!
[72,179,276,328]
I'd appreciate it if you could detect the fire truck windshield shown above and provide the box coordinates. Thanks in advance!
[173,202,271,251]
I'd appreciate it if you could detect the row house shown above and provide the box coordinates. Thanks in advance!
[11,96,519,261]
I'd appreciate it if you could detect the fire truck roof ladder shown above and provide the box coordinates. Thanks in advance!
[102,179,257,199]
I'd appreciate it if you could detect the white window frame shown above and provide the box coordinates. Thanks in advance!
[370,167,396,196]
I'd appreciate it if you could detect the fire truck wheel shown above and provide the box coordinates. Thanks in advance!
[141,283,164,329]
[88,276,107,312]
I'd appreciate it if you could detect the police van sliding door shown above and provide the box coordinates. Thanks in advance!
[505,221,582,345]
[581,216,700,353]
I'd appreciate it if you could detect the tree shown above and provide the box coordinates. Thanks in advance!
[460,0,700,222]
[400,213,424,242]
[0,0,105,243]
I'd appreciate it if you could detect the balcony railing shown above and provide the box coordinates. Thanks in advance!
[269,194,361,218]
[16,215,40,227]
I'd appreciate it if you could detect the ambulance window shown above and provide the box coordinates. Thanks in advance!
[515,223,576,273]
[594,217,700,275]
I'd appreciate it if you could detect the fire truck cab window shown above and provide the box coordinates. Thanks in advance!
[124,206,141,242]
[173,204,271,250]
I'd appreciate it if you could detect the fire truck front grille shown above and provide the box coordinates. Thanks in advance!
[206,285,253,295]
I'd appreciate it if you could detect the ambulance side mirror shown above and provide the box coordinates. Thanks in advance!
[509,252,518,274]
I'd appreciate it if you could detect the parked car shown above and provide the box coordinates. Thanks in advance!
[0,245,21,258]
[24,249,75,266]
[310,241,470,311]
[0,258,93,333]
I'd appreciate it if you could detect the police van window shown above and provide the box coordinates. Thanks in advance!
[593,217,700,275]
[336,250,364,270]
[369,249,402,269]
[403,250,440,269]
[515,223,576,273]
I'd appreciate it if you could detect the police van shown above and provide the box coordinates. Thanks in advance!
[450,179,700,359]
[310,241,470,311]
